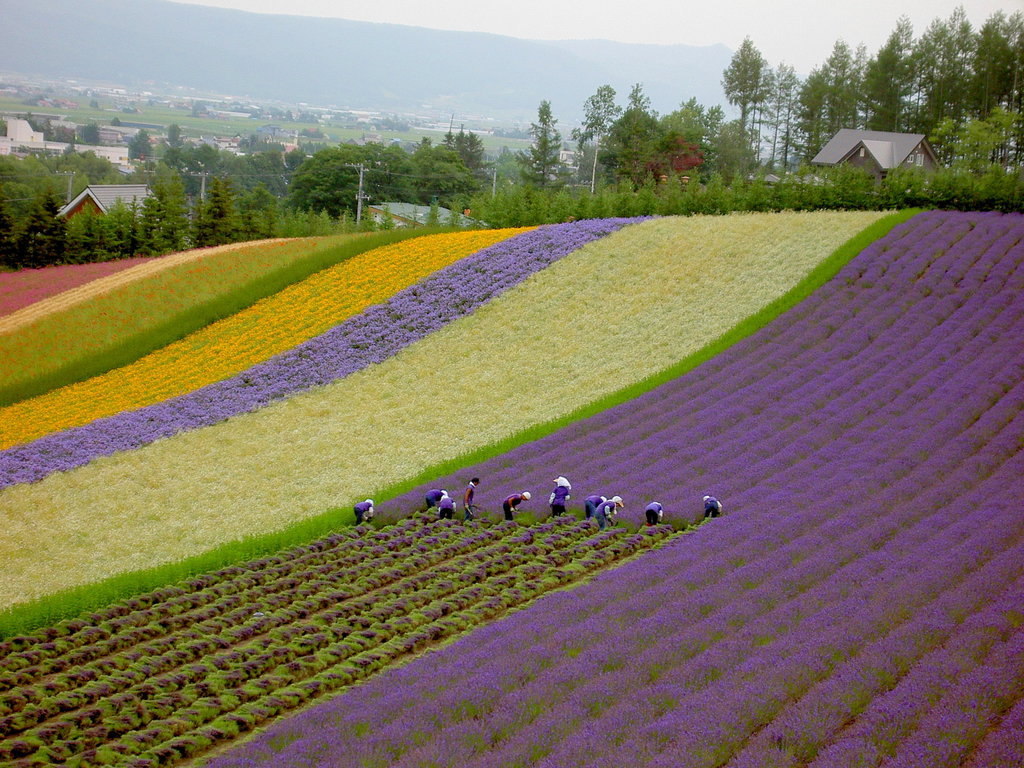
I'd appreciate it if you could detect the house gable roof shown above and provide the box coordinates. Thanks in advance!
[57,184,152,217]
[812,129,931,169]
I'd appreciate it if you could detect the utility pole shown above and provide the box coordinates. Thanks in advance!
[354,164,368,225]
[55,171,75,202]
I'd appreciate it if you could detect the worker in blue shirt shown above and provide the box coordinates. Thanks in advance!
[584,494,606,519]
[353,499,374,525]
[703,495,723,518]
[463,478,480,520]
[437,493,456,520]
[422,488,448,512]
[502,491,532,521]
[645,501,664,526]
[549,476,572,517]
[594,496,623,530]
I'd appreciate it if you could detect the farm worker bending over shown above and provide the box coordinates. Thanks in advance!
[464,477,480,520]
[502,491,531,521]
[703,495,723,518]
[549,476,572,517]
[438,494,456,520]
[584,494,606,519]
[354,499,375,525]
[645,501,664,526]
[595,496,623,530]
[422,488,448,512]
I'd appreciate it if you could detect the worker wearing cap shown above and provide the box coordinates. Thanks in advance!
[645,501,664,526]
[353,499,374,525]
[502,491,531,521]
[437,493,456,520]
[584,494,606,519]
[422,488,448,512]
[549,476,572,517]
[703,495,723,518]
[594,496,623,530]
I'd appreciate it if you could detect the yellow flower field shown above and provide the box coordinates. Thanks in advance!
[0,211,885,608]
[0,228,526,450]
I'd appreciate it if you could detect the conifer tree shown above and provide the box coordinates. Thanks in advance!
[192,177,239,247]
[15,190,67,268]
[518,100,567,189]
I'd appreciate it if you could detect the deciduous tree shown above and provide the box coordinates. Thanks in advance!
[571,85,621,192]
[604,84,661,188]
[722,38,770,144]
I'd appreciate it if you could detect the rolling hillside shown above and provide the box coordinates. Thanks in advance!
[1,0,731,120]
[207,209,1024,767]
[0,211,883,608]
[0,209,1021,767]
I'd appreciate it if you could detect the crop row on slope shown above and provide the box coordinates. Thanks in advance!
[0,238,297,333]
[0,257,151,318]
[0,219,628,488]
[0,211,887,614]
[0,516,673,768]
[0,228,527,449]
[0,230,447,410]
[0,235,373,409]
[205,210,1024,768]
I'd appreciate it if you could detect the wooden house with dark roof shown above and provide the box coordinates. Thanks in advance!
[57,184,153,219]
[811,129,938,181]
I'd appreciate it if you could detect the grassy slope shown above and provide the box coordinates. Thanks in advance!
[0,210,915,637]
[0,230,439,409]
[0,228,524,449]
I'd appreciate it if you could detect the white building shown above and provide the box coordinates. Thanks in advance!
[0,117,131,170]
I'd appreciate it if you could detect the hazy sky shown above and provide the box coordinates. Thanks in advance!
[168,0,1018,74]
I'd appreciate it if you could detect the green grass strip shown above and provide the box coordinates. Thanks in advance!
[0,228,442,408]
[0,210,919,639]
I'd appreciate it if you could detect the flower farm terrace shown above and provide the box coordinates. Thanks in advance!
[0,516,673,767]
[0,235,359,408]
[0,209,1021,768]
[0,228,528,449]
[0,211,884,607]
[202,210,1023,767]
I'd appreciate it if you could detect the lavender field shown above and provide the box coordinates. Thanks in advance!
[208,209,1024,767]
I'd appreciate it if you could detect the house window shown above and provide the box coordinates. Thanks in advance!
[915,153,923,166]
[859,147,865,157]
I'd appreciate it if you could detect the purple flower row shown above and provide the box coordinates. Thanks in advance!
[0,218,639,488]
[204,210,1024,767]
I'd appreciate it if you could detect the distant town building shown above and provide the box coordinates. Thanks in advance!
[0,117,46,152]
[57,184,152,218]
[0,117,131,169]
[811,129,938,181]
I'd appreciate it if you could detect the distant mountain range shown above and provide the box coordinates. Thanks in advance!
[1,0,732,123]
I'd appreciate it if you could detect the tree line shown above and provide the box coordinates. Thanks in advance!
[544,7,1023,191]
[1,6,1021,269]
